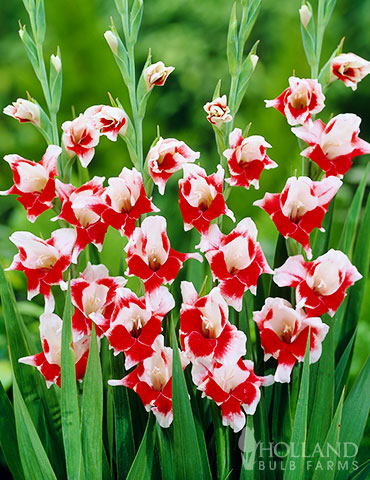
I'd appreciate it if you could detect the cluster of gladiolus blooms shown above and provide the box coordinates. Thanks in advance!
[3,51,369,431]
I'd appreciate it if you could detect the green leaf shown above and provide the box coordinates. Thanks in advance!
[60,285,82,480]
[312,194,335,258]
[234,40,259,114]
[311,390,344,480]
[239,0,261,61]
[348,459,370,480]
[336,190,370,356]
[81,325,103,479]
[34,0,46,43]
[213,79,222,100]
[211,402,229,480]
[306,320,334,461]
[111,354,135,479]
[337,355,370,480]
[227,3,238,76]
[334,329,356,406]
[13,376,57,480]
[0,381,25,480]
[283,336,310,480]
[126,414,156,480]
[337,163,369,256]
[171,327,210,480]
[240,414,256,480]
[130,0,144,44]
[156,423,175,480]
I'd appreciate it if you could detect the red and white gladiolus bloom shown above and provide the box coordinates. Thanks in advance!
[19,312,90,388]
[101,167,158,237]
[147,137,200,195]
[54,177,108,263]
[265,76,325,126]
[180,282,246,365]
[125,215,202,297]
[191,358,273,432]
[223,128,277,189]
[84,104,128,141]
[273,250,362,317]
[3,98,41,126]
[62,114,100,167]
[71,263,126,340]
[144,61,175,89]
[254,176,342,259]
[102,286,174,369]
[331,53,370,91]
[179,164,235,233]
[7,229,76,313]
[203,95,232,126]
[253,297,329,383]
[1,145,61,222]
[109,335,188,428]
[198,218,272,311]
[292,114,370,178]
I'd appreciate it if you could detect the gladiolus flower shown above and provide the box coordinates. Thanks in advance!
[198,218,272,311]
[253,297,329,383]
[147,137,200,195]
[191,358,273,432]
[7,229,76,313]
[179,164,235,233]
[223,128,277,189]
[84,105,128,141]
[109,335,188,428]
[180,282,246,364]
[292,114,370,178]
[62,114,100,167]
[0,145,61,222]
[203,95,232,126]
[3,98,41,126]
[331,53,370,91]
[71,262,126,340]
[254,176,342,259]
[101,167,158,237]
[265,77,325,126]
[144,61,175,89]
[54,177,108,263]
[102,286,174,369]
[273,250,362,317]
[19,312,90,388]
[125,215,202,297]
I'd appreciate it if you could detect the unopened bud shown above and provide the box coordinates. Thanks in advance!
[18,28,24,40]
[299,5,312,28]
[51,54,62,73]
[104,30,118,55]
[251,54,259,70]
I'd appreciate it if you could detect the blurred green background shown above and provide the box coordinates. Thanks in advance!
[0,0,368,409]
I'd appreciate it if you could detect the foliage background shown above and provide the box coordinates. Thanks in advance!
[0,0,369,471]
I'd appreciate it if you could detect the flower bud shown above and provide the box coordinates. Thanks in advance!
[104,30,118,55]
[299,5,312,28]
[51,54,62,73]
[144,61,175,90]
[3,98,41,127]
[251,54,259,70]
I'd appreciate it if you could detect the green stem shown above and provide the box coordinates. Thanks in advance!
[211,402,229,480]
